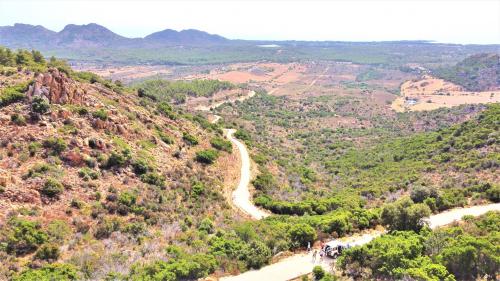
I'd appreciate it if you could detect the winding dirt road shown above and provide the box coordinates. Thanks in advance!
[225,129,270,220]
[221,203,500,281]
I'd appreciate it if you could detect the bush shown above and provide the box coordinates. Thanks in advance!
[104,151,129,169]
[198,218,214,234]
[78,167,99,181]
[243,240,272,269]
[288,223,317,248]
[5,218,48,256]
[381,197,431,232]
[94,218,121,239]
[158,131,174,145]
[0,83,26,107]
[140,172,165,188]
[132,159,151,175]
[252,171,277,191]
[34,243,60,261]
[13,264,79,281]
[195,149,219,164]
[92,109,108,121]
[210,137,232,152]
[31,96,50,114]
[157,102,177,120]
[183,133,199,145]
[312,266,326,280]
[10,113,26,125]
[43,137,67,155]
[41,178,64,198]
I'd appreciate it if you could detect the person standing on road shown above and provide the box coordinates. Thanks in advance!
[312,250,318,263]
[307,241,311,253]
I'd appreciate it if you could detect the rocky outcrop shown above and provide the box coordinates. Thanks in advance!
[27,68,86,105]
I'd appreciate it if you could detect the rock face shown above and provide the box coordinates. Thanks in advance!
[27,68,86,105]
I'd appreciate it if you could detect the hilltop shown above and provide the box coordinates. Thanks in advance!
[434,53,500,91]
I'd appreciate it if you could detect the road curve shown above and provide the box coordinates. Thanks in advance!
[221,203,500,281]
[225,128,270,220]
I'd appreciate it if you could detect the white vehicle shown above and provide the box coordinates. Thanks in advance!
[323,240,351,258]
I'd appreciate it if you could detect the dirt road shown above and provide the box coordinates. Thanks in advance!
[225,129,270,220]
[221,203,500,281]
[195,90,255,111]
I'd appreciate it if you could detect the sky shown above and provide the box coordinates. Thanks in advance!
[1,0,499,44]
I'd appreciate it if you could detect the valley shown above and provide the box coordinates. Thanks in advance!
[0,19,499,281]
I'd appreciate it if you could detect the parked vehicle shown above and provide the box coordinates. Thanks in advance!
[323,240,351,258]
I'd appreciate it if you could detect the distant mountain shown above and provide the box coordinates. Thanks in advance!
[0,23,228,49]
[145,28,228,45]
[434,53,500,91]
[0,23,57,48]
[55,23,134,48]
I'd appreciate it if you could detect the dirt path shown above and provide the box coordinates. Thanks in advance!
[195,90,255,111]
[221,203,500,281]
[225,129,270,220]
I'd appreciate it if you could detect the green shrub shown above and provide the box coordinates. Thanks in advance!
[381,197,431,232]
[195,149,219,164]
[13,264,79,281]
[312,266,326,280]
[104,151,130,169]
[243,240,272,269]
[31,96,50,114]
[140,172,165,188]
[78,167,99,181]
[288,223,317,248]
[158,131,174,145]
[34,243,60,261]
[157,102,177,120]
[41,178,64,198]
[43,137,67,155]
[94,218,121,239]
[132,159,152,175]
[198,218,214,234]
[5,218,48,255]
[183,132,199,145]
[234,129,251,141]
[92,109,108,121]
[210,137,232,152]
[10,113,26,125]
[0,83,26,107]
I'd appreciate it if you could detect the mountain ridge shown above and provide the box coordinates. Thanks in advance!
[0,23,229,48]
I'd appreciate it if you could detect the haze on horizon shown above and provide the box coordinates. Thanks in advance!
[1,0,499,44]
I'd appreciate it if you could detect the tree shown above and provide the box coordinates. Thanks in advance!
[381,197,431,231]
[288,223,317,247]
[243,240,272,269]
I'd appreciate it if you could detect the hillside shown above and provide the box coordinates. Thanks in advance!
[434,53,500,91]
[0,47,250,280]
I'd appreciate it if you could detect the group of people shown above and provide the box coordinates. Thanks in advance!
[307,241,326,263]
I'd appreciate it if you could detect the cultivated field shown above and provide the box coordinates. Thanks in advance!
[392,75,500,112]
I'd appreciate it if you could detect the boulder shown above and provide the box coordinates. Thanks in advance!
[26,68,87,105]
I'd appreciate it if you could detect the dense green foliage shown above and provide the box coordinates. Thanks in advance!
[0,82,28,107]
[2,218,48,256]
[195,149,219,164]
[13,264,79,281]
[434,53,500,91]
[210,137,233,152]
[136,78,234,104]
[338,211,500,280]
[228,94,498,213]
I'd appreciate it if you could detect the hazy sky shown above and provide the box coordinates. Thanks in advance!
[1,0,499,44]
